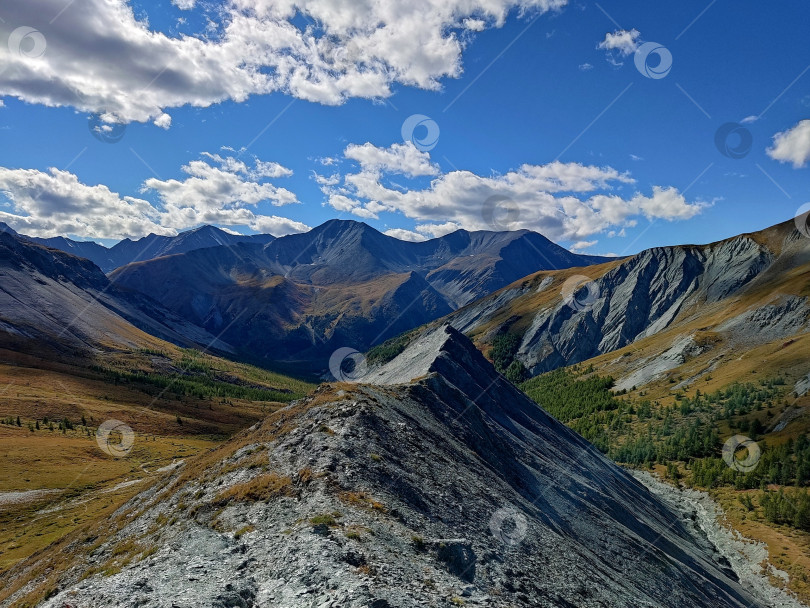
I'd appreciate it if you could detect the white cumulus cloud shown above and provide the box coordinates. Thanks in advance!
[0,153,309,239]
[570,239,597,251]
[0,0,567,125]
[383,228,427,242]
[767,119,810,168]
[320,142,705,241]
[144,153,300,231]
[0,167,169,239]
[249,214,310,235]
[153,113,172,129]
[597,29,640,55]
[344,142,439,177]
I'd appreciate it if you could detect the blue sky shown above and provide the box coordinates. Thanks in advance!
[0,0,808,255]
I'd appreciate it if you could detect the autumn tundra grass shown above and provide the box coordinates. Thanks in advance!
[0,345,315,581]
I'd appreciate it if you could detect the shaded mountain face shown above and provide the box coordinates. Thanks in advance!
[0,230,234,357]
[448,219,810,388]
[259,219,608,306]
[109,220,607,368]
[419,229,609,307]
[28,225,276,272]
[32,326,760,608]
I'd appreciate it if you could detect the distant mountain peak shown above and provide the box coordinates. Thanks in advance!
[0,222,19,236]
[19,224,275,272]
[313,218,377,237]
[186,224,225,235]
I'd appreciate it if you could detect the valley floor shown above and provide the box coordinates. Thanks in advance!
[0,419,212,575]
[0,348,314,603]
[2,334,809,606]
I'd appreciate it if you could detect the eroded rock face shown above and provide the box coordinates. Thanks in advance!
[455,235,775,375]
[717,295,810,346]
[34,326,761,608]
[528,237,773,374]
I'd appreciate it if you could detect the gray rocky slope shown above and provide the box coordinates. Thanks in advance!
[450,221,810,375]
[31,326,762,608]
[0,231,233,356]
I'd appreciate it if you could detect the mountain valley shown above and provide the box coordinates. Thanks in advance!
[3,3,807,606]
[1,218,809,606]
[1,326,779,607]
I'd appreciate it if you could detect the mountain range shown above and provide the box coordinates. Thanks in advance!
[4,215,809,396]
[1,217,809,606]
[445,219,810,395]
[3,223,276,273]
[0,220,608,368]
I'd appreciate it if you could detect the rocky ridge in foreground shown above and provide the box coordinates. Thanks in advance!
[28,326,763,607]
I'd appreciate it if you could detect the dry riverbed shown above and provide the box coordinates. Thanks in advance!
[634,471,807,608]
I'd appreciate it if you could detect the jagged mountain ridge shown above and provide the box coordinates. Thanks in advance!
[28,326,761,608]
[108,220,608,367]
[258,219,609,306]
[17,224,276,273]
[10,219,608,291]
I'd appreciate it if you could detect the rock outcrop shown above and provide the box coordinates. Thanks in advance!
[31,326,762,608]
[515,236,773,373]
[448,223,810,378]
